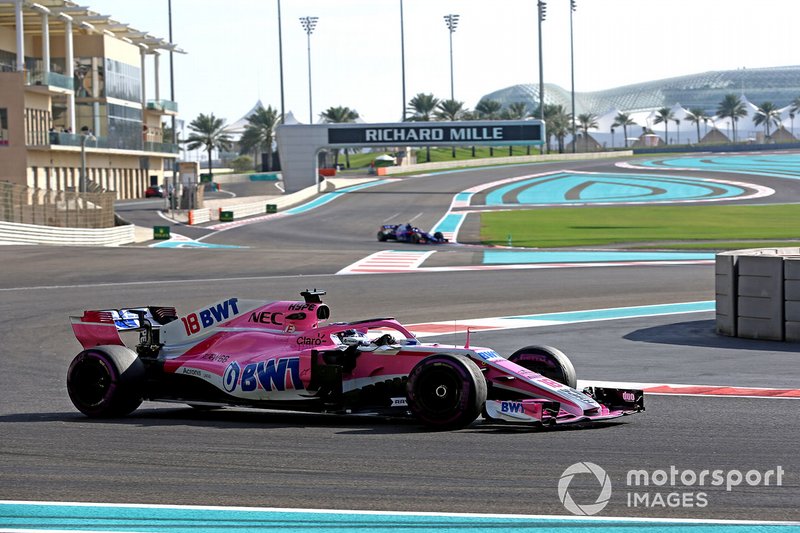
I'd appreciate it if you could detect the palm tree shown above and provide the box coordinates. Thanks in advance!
[474,99,503,156]
[542,104,568,153]
[753,101,781,138]
[503,102,528,120]
[612,112,636,148]
[435,99,465,121]
[716,94,748,142]
[185,113,232,179]
[577,113,598,152]
[406,93,439,162]
[548,107,572,153]
[474,99,502,119]
[238,105,280,171]
[790,96,800,137]
[320,106,360,168]
[435,99,466,157]
[406,93,439,122]
[653,107,675,145]
[501,101,533,154]
[684,108,708,144]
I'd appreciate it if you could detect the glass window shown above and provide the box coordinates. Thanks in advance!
[0,108,8,146]
[108,103,142,150]
[104,58,141,103]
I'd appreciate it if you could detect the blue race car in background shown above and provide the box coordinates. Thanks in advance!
[377,223,448,244]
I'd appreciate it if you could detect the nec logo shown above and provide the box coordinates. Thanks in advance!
[249,311,283,326]
[500,401,524,414]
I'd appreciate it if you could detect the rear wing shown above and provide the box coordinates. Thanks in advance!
[70,306,177,349]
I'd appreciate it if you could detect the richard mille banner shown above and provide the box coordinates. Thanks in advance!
[327,121,543,146]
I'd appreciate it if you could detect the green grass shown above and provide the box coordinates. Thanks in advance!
[481,204,800,249]
[339,146,545,169]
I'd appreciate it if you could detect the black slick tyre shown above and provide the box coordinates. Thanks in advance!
[406,354,487,429]
[66,345,145,418]
[508,345,578,389]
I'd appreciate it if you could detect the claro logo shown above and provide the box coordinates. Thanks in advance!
[296,334,325,346]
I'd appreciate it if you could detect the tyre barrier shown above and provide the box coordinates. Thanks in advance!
[0,220,135,246]
[716,248,800,341]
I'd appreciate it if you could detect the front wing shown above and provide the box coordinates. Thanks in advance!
[483,387,644,426]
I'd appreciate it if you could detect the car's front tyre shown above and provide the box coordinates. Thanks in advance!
[406,354,486,429]
[508,345,577,388]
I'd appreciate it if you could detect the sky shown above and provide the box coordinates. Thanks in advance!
[87,0,800,128]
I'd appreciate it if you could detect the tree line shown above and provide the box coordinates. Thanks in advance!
[181,92,800,175]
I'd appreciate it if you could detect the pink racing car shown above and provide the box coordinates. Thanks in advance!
[67,290,644,429]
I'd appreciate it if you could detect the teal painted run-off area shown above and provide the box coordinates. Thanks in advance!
[432,212,464,234]
[285,179,393,215]
[485,172,745,206]
[484,250,715,264]
[508,300,715,322]
[1,502,797,533]
[640,153,800,179]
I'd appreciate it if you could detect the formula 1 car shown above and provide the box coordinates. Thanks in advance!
[66,290,643,429]
[377,224,448,244]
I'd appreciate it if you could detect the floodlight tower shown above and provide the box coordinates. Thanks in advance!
[443,13,459,101]
[569,0,576,152]
[537,1,546,121]
[300,16,319,124]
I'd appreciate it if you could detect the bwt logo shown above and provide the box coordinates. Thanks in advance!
[500,401,524,414]
[558,462,612,516]
[181,298,240,336]
[222,358,302,393]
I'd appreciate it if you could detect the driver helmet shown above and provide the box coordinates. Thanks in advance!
[338,329,370,347]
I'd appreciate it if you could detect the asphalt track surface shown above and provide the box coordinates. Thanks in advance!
[1,154,799,523]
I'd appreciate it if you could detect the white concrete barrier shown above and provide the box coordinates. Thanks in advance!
[378,150,634,175]
[0,221,135,246]
[203,179,340,221]
[219,201,271,220]
[187,208,212,225]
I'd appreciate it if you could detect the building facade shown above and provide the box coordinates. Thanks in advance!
[0,0,181,199]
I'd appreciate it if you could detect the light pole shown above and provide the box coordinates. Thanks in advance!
[537,0,546,120]
[278,0,285,124]
[569,0,576,153]
[400,0,407,120]
[299,16,318,124]
[443,14,459,101]
[537,0,546,154]
[79,130,96,194]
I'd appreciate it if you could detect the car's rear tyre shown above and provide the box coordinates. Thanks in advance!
[406,354,487,429]
[508,345,577,389]
[411,233,421,244]
[377,231,387,242]
[67,346,145,418]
